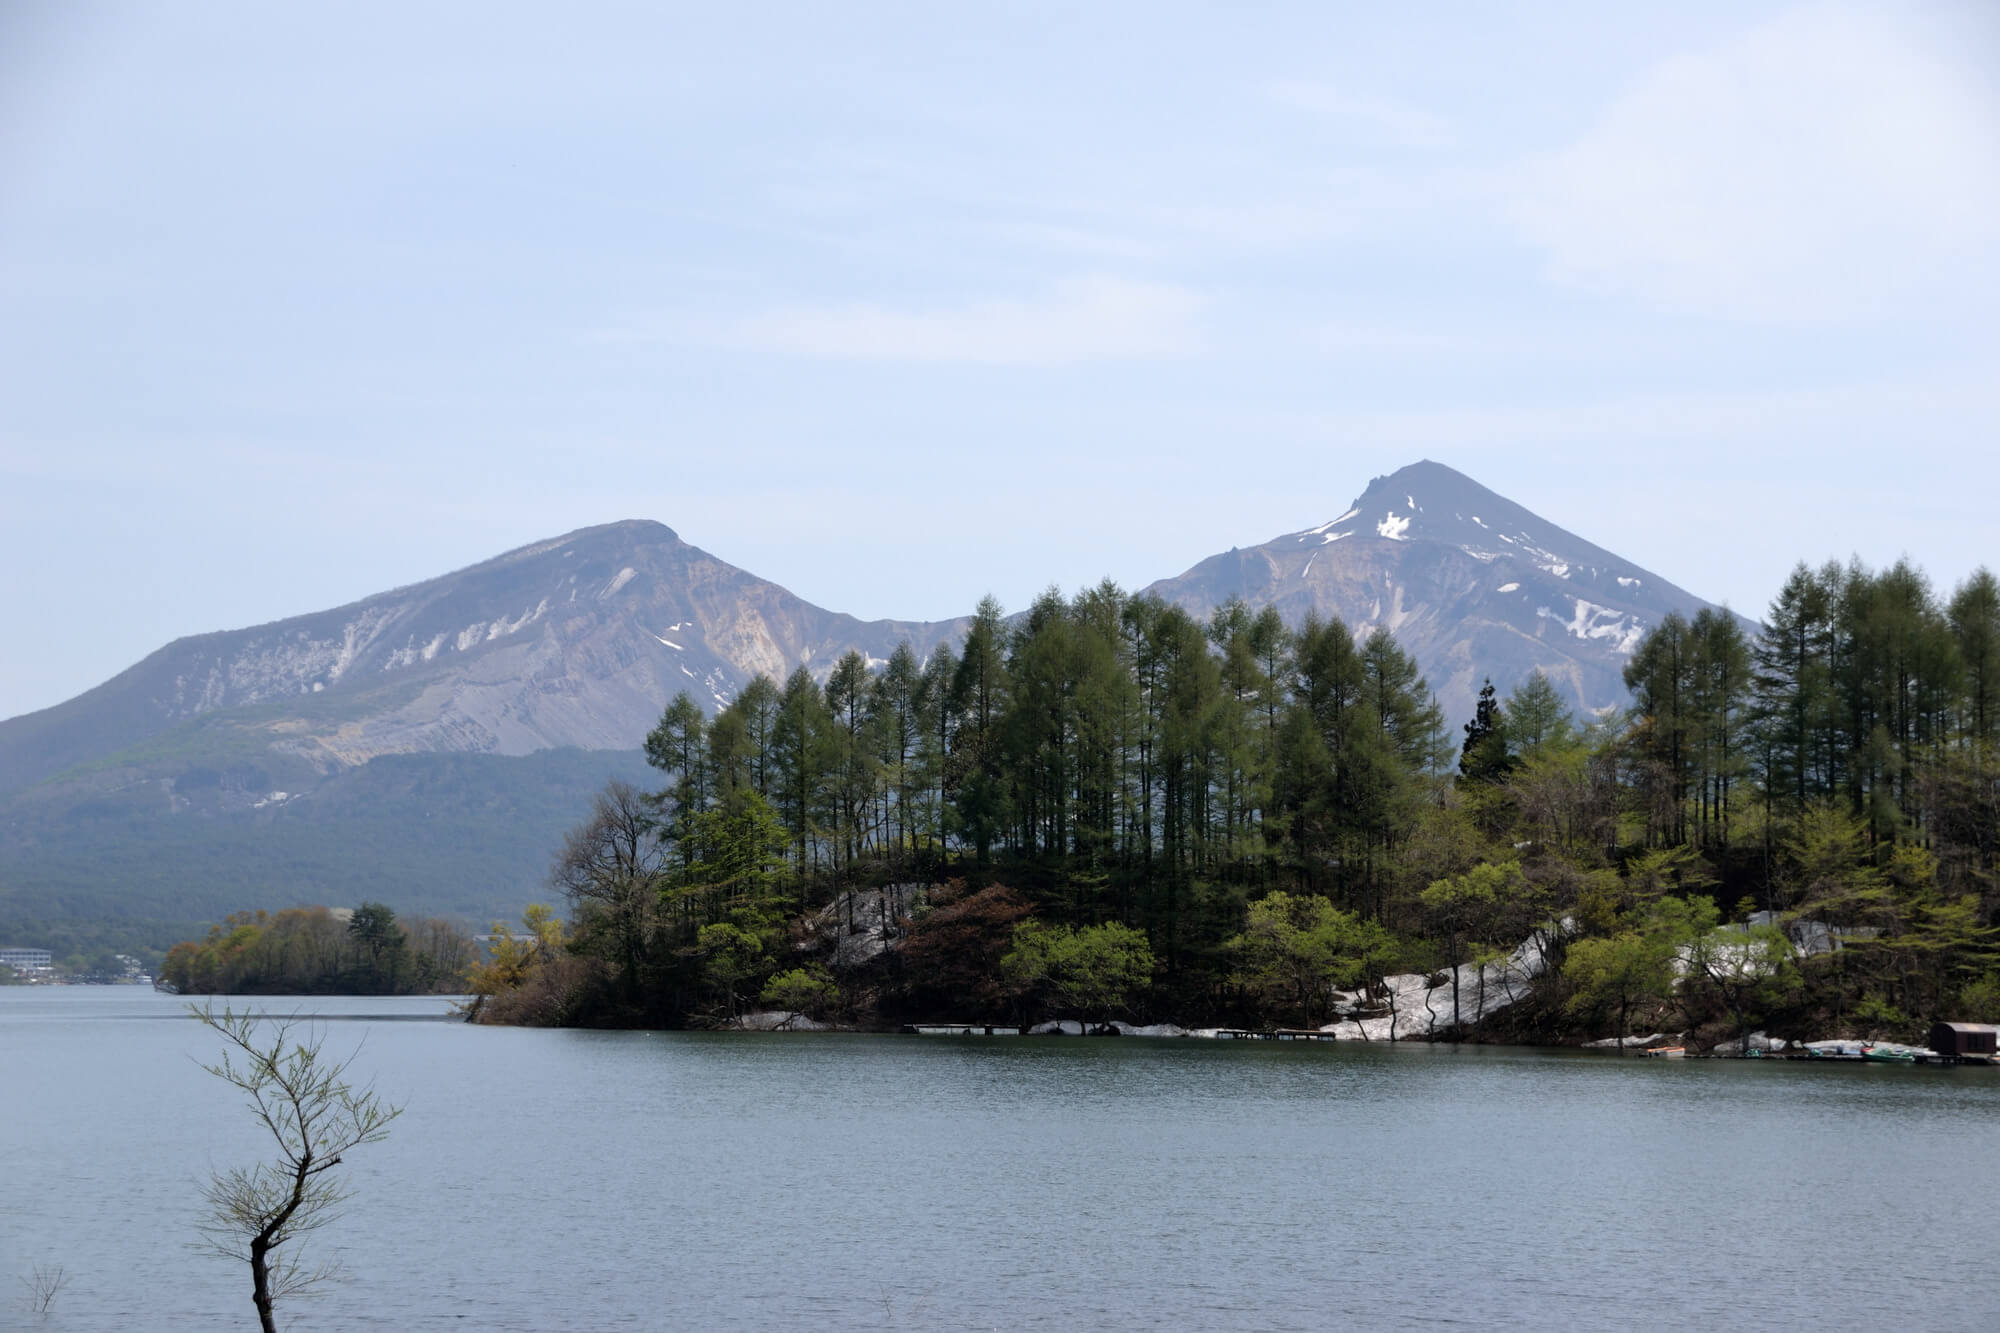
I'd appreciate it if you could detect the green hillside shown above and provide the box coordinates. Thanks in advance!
[0,747,654,948]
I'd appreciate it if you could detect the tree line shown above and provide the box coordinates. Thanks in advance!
[161,904,474,996]
[477,559,2000,1044]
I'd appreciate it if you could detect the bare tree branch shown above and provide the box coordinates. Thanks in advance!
[191,1003,402,1333]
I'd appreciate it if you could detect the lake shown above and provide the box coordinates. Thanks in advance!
[5,986,1997,1330]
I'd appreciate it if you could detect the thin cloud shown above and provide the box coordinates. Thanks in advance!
[741,276,1202,366]
[1285,371,2000,452]
[1268,80,1453,149]
[1504,3,2000,322]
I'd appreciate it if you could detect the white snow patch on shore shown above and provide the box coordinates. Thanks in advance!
[727,1011,837,1031]
[1318,925,1562,1041]
[1114,1022,1187,1038]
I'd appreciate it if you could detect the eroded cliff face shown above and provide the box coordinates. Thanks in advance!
[1143,460,1751,724]
[0,520,965,793]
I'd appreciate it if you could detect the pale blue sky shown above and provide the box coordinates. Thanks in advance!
[3,2,1996,720]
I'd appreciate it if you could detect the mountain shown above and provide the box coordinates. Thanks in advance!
[1144,460,1748,723]
[0,519,964,796]
[1,464,1749,938]
[0,521,962,934]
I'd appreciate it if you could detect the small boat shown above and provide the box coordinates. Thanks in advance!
[1644,1045,1686,1058]
[1861,1043,1916,1063]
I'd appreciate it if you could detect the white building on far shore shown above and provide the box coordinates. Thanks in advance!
[1,947,54,975]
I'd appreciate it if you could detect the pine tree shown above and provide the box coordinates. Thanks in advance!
[1459,677,1509,782]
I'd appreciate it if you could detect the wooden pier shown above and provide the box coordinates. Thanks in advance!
[1208,1028,1344,1042]
[901,1023,1022,1036]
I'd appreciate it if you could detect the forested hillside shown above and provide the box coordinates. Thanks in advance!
[476,558,2000,1043]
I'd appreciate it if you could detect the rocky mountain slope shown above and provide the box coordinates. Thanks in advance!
[0,520,965,796]
[1144,460,1747,722]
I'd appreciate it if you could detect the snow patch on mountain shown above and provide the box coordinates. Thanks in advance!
[486,600,548,642]
[1301,508,1360,539]
[1561,599,1645,655]
[1377,512,1412,541]
[1497,582,1520,593]
[601,567,638,598]
[444,600,549,654]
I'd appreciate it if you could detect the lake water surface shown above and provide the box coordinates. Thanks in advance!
[5,987,1997,1330]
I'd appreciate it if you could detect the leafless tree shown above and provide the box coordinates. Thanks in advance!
[553,779,668,996]
[18,1262,71,1313]
[191,1004,402,1333]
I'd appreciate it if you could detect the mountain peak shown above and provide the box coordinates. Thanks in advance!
[1148,460,1736,722]
[1288,460,1609,572]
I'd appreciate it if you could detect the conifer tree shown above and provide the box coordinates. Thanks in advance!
[773,667,834,891]
[644,691,708,870]
[948,597,1011,861]
[868,642,924,864]
[1948,569,2000,754]
[1459,678,1509,782]
[1502,670,1573,757]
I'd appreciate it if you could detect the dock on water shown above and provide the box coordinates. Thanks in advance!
[1208,1028,1344,1041]
[901,1023,1022,1036]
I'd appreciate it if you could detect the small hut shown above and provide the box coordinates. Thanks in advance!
[1927,1022,1998,1061]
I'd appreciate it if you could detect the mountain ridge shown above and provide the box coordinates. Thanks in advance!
[0,461,1751,931]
